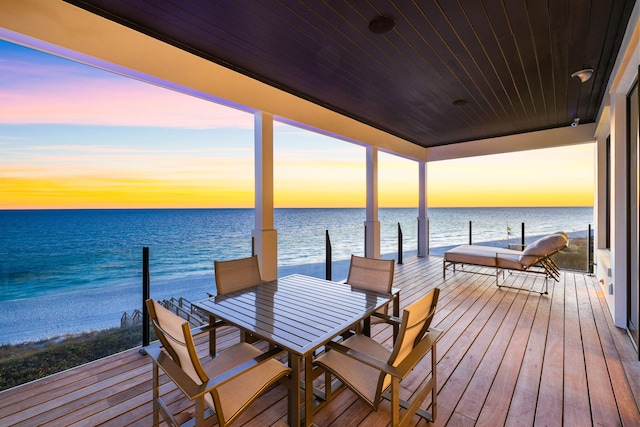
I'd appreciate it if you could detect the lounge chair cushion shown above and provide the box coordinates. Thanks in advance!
[444,245,524,270]
[519,232,568,267]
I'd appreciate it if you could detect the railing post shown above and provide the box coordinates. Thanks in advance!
[325,230,332,281]
[397,222,403,264]
[364,225,368,257]
[251,236,255,256]
[141,246,150,352]
[588,224,594,274]
[469,220,472,245]
[521,222,525,246]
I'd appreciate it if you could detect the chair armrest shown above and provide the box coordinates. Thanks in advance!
[324,341,403,378]
[324,328,442,380]
[145,343,287,401]
[393,328,441,377]
[191,319,226,337]
[369,312,402,325]
[145,342,204,399]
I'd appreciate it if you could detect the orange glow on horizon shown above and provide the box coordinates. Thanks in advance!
[0,175,255,209]
[0,143,595,209]
[427,144,594,208]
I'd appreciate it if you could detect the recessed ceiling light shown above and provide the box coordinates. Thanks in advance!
[369,15,395,34]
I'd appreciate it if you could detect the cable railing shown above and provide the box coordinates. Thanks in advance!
[319,220,595,282]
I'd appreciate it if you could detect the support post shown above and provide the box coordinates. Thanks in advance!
[417,161,429,257]
[365,146,381,258]
[252,111,278,280]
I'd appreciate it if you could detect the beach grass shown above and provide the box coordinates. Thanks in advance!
[554,236,591,271]
[0,326,142,391]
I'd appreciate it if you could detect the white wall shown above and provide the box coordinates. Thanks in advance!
[594,3,639,327]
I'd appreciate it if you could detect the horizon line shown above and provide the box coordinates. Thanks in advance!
[0,205,594,211]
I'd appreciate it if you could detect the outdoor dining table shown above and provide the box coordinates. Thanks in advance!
[193,273,399,427]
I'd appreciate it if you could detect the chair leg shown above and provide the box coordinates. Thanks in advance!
[324,370,333,402]
[390,377,401,426]
[382,344,438,426]
[195,396,205,427]
[152,364,160,427]
[152,362,180,427]
[431,341,438,422]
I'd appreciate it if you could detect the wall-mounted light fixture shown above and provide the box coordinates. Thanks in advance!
[571,68,594,83]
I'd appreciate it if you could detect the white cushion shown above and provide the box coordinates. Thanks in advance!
[519,232,568,267]
[444,245,524,269]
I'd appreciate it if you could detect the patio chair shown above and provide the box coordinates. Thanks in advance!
[345,255,396,335]
[314,288,441,427]
[214,255,263,295]
[145,299,290,427]
[212,255,264,351]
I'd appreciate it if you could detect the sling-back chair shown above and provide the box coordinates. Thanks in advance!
[345,255,396,335]
[145,299,290,427]
[214,255,263,295]
[314,288,441,427]
[211,255,263,353]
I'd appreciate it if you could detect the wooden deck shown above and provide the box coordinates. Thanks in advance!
[1,255,639,426]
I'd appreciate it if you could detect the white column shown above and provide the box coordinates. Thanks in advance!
[594,136,608,250]
[365,146,381,258]
[252,111,278,280]
[610,92,628,327]
[418,160,429,257]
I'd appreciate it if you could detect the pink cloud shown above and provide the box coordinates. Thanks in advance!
[0,65,253,128]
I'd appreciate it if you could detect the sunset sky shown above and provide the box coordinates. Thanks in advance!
[0,40,594,209]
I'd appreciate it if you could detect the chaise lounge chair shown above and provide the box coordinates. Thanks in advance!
[442,231,569,294]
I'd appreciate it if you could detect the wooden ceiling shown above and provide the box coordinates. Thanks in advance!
[64,0,636,148]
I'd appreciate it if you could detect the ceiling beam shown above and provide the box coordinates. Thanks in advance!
[427,124,596,162]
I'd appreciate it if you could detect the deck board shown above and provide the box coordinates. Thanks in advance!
[1,255,638,426]
[563,272,593,426]
[533,278,565,427]
[504,279,549,425]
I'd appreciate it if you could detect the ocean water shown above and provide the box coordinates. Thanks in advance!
[0,207,592,344]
